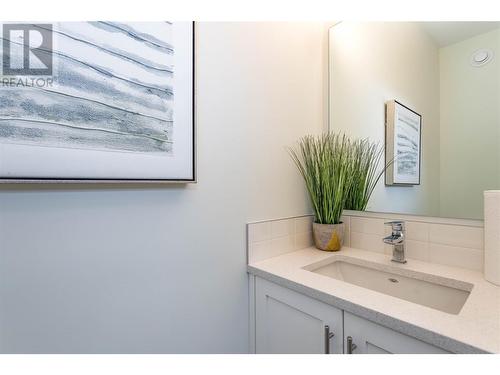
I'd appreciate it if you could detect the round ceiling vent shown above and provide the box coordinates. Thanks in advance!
[470,49,494,67]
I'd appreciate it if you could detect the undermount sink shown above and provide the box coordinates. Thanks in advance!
[305,259,473,314]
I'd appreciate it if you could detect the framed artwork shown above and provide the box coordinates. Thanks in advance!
[385,100,421,186]
[0,22,195,182]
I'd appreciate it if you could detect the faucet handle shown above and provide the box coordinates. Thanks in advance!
[384,220,405,231]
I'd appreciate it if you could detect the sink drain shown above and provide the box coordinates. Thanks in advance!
[388,278,399,283]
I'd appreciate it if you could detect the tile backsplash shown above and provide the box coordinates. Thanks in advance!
[247,212,484,272]
[247,215,314,263]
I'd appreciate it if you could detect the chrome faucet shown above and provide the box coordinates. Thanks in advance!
[383,221,406,264]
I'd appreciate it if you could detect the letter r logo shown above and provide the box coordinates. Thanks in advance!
[2,24,53,76]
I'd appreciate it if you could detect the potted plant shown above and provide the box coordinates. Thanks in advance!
[344,138,388,211]
[289,133,353,251]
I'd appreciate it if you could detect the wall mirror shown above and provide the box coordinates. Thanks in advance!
[329,21,500,220]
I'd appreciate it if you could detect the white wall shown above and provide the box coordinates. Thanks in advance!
[329,22,441,216]
[0,22,327,353]
[439,29,500,219]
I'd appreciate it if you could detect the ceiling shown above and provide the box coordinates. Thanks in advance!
[418,22,500,47]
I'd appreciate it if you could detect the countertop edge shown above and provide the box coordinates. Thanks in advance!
[247,265,490,354]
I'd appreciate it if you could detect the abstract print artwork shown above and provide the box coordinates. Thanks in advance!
[0,22,194,181]
[385,100,421,186]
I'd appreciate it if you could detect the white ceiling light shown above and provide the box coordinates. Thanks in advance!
[470,49,494,67]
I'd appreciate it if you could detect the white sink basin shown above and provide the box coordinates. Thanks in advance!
[305,259,473,314]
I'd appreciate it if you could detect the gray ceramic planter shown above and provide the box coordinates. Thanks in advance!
[312,222,345,251]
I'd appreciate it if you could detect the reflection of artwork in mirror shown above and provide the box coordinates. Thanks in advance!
[329,21,500,219]
[385,100,421,186]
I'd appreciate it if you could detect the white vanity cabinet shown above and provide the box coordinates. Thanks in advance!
[255,277,343,354]
[343,312,450,354]
[253,276,452,354]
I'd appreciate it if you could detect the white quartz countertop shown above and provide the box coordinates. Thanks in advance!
[247,246,500,353]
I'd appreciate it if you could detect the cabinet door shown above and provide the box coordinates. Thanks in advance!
[343,312,451,354]
[255,277,343,354]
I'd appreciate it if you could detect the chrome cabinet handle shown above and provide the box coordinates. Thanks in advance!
[324,325,335,354]
[346,336,357,354]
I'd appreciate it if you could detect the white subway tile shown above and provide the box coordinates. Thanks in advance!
[350,232,385,253]
[384,244,393,256]
[247,222,271,243]
[250,215,484,271]
[405,240,430,262]
[340,215,349,225]
[294,216,313,235]
[341,216,351,247]
[269,235,295,258]
[248,240,271,263]
[295,231,313,250]
[271,219,294,239]
[429,243,483,271]
[350,217,385,235]
[406,221,429,242]
[429,224,483,250]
